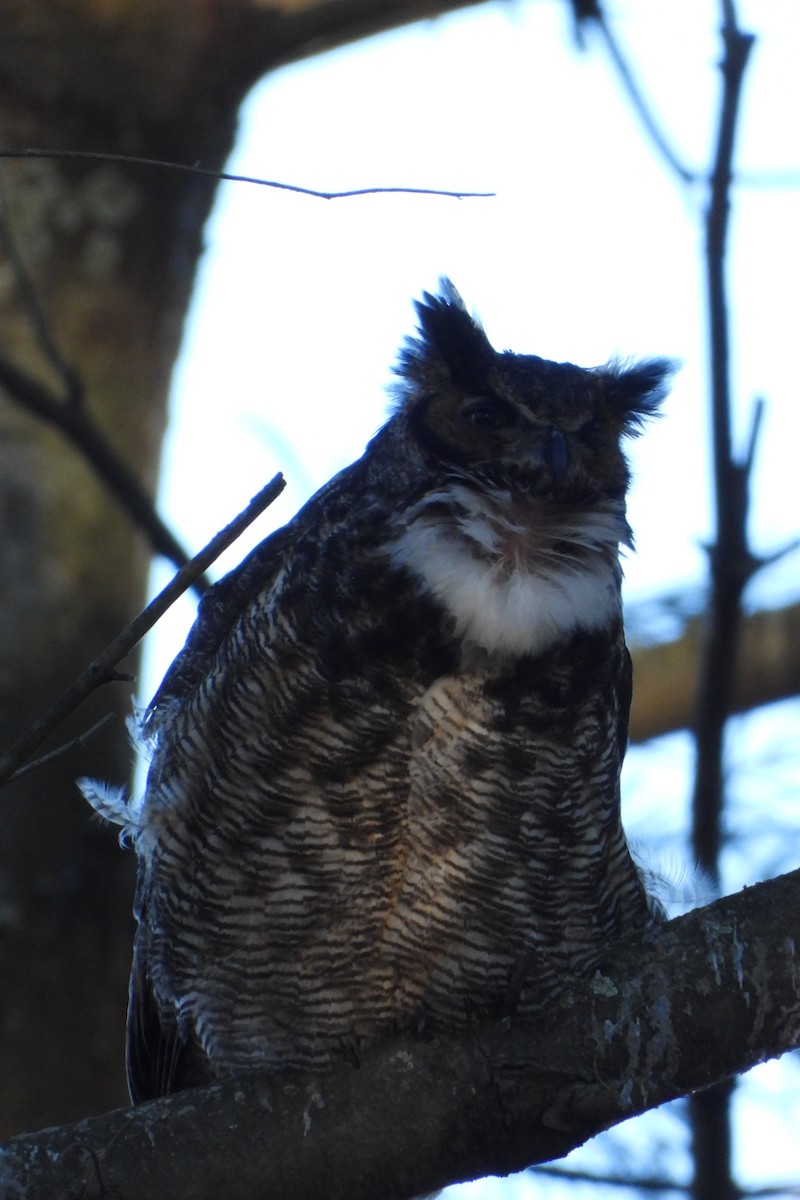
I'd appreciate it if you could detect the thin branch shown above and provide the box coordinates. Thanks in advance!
[8,713,115,781]
[0,173,214,591]
[0,473,285,789]
[0,175,82,401]
[530,1162,688,1192]
[741,1190,800,1199]
[532,1170,800,1200]
[0,351,209,587]
[0,149,494,200]
[6,140,797,192]
[743,395,764,476]
[589,8,697,185]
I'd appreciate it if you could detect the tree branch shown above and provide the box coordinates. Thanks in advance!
[0,175,82,400]
[0,149,493,201]
[0,177,213,590]
[3,869,798,1200]
[0,351,211,590]
[0,473,285,789]
[591,8,696,184]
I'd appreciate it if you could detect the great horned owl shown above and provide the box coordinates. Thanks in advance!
[86,280,672,1102]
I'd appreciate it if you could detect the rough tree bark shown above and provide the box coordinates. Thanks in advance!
[3,868,799,1200]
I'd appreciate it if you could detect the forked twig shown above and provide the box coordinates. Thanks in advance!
[0,472,285,789]
[0,352,210,588]
[0,184,208,587]
[8,713,115,781]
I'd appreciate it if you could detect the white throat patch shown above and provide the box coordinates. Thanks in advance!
[385,484,626,659]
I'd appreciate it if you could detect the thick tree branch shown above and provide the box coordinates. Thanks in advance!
[3,869,798,1200]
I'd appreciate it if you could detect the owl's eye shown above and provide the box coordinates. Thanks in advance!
[458,398,516,430]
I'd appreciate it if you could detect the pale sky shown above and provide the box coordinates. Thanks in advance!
[142,2,800,1194]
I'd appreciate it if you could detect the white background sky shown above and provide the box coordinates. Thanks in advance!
[141,1,800,1194]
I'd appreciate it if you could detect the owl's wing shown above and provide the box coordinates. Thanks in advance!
[126,944,182,1102]
[127,960,215,1101]
[126,879,213,1102]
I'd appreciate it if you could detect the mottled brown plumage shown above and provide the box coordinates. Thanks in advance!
[84,281,672,1102]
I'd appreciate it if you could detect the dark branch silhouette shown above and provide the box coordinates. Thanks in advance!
[0,181,211,587]
[531,1164,800,1197]
[0,350,213,589]
[0,473,285,789]
[0,176,82,398]
[8,713,115,782]
[590,7,697,185]
[0,148,494,201]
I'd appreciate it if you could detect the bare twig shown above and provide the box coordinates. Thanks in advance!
[8,713,115,781]
[533,1170,800,1200]
[0,352,210,588]
[5,141,796,192]
[0,472,285,789]
[0,148,493,201]
[0,177,212,588]
[530,1162,686,1192]
[0,176,82,401]
[585,7,697,184]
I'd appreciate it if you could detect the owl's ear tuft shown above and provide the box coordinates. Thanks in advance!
[395,278,495,394]
[605,357,678,436]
